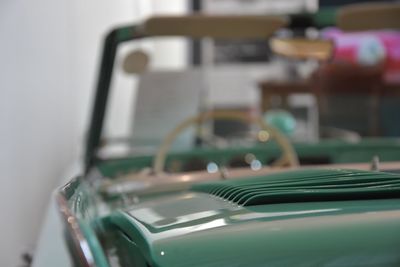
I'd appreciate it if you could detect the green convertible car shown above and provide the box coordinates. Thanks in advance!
[57,3,400,267]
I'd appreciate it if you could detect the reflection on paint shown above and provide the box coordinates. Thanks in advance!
[231,208,341,220]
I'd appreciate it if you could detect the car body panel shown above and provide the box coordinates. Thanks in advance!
[107,169,400,267]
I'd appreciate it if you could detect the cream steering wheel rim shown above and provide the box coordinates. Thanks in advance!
[153,111,299,175]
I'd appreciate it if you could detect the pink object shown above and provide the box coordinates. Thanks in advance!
[322,28,400,83]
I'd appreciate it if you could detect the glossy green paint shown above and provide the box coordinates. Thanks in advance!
[106,169,400,267]
[98,138,400,177]
[79,221,110,267]
[109,195,400,267]
[193,169,400,206]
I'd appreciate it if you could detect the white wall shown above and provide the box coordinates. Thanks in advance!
[0,1,186,266]
[0,1,135,265]
[0,1,74,266]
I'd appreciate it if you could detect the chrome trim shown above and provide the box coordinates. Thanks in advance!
[56,180,96,267]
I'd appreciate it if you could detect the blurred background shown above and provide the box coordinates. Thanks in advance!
[1,0,399,266]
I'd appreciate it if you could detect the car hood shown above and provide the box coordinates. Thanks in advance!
[109,169,400,267]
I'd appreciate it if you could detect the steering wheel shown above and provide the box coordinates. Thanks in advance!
[153,111,299,175]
